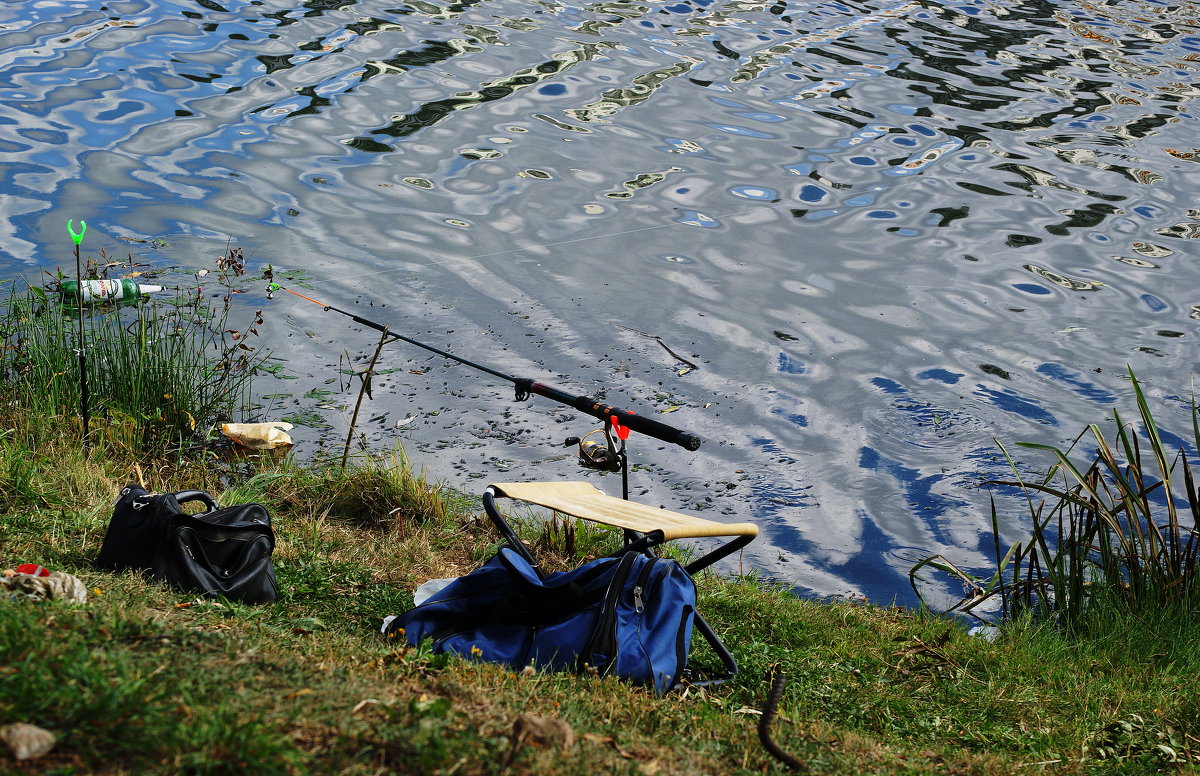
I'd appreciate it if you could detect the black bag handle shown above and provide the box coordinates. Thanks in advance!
[172,491,218,513]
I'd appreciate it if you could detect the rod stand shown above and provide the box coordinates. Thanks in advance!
[341,329,400,468]
[601,417,630,502]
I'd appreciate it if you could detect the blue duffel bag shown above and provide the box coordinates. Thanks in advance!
[385,547,697,695]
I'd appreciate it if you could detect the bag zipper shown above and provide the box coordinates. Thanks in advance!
[580,552,639,672]
[631,557,656,614]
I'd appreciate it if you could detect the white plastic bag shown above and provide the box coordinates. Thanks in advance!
[413,577,456,606]
[380,578,458,635]
[220,422,293,449]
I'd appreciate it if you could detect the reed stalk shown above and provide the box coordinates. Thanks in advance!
[1,272,266,454]
[911,368,1200,630]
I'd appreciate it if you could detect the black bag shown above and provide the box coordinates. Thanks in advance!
[97,485,278,604]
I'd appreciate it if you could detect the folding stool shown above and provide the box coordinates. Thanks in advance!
[482,480,759,682]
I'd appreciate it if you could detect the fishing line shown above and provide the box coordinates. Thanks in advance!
[257,205,768,447]
[248,203,784,454]
[270,284,703,451]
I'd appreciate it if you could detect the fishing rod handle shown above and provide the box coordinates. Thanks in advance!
[605,408,702,452]
[526,381,702,451]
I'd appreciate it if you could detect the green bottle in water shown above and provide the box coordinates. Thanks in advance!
[59,279,164,304]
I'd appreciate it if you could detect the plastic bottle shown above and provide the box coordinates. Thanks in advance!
[59,279,164,303]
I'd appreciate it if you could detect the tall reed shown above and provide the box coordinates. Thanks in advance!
[911,369,1200,630]
[1,268,266,453]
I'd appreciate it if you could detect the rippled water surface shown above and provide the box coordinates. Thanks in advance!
[3,0,1199,604]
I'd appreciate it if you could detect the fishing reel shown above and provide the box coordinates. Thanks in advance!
[568,429,619,470]
[565,416,630,472]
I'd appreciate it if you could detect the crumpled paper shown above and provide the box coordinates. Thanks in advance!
[1,569,88,603]
[220,421,294,449]
[0,723,56,761]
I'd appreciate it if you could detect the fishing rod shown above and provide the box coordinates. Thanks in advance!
[267,284,702,451]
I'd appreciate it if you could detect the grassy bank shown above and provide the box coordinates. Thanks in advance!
[3,284,1199,774]
[3,428,1199,775]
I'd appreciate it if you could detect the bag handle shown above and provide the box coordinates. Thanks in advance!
[173,491,218,513]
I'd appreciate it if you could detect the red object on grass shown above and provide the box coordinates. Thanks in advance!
[15,563,50,577]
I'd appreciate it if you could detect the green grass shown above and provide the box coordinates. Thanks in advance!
[1,272,265,454]
[2,425,1199,774]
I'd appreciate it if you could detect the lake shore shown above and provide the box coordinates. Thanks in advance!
[1,421,1196,774]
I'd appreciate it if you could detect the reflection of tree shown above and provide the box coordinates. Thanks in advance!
[878,0,1192,146]
[565,61,700,123]
[1022,264,1102,291]
[349,43,617,148]
[1155,213,1200,241]
[729,1,918,83]
[604,167,685,199]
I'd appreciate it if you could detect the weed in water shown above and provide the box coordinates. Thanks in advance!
[911,369,1200,631]
[1,256,268,454]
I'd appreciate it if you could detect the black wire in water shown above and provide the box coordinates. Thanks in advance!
[757,665,807,772]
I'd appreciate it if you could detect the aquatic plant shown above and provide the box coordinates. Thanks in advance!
[911,369,1200,630]
[0,247,267,453]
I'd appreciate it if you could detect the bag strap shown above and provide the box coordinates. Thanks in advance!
[173,491,218,512]
[488,550,618,625]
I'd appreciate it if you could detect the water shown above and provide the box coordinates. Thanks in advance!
[3,0,1198,606]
